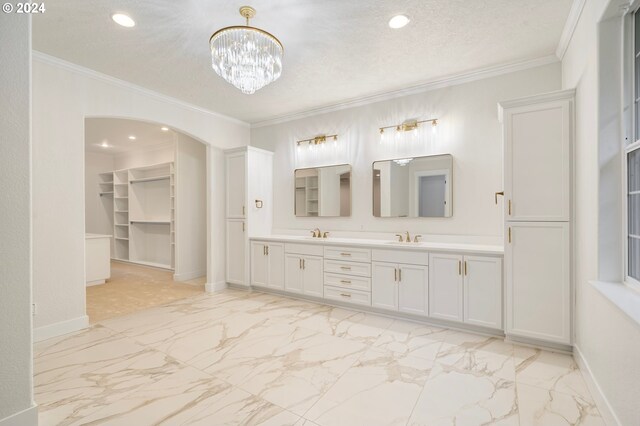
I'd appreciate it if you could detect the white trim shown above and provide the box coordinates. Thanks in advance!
[0,404,38,426]
[33,315,89,342]
[573,345,621,426]
[205,281,228,292]
[556,0,587,60]
[251,55,560,128]
[497,88,577,121]
[173,270,206,282]
[32,51,250,128]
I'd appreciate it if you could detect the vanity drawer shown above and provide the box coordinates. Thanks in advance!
[324,286,371,306]
[324,246,371,262]
[324,259,371,277]
[285,243,324,257]
[371,249,429,266]
[324,273,371,291]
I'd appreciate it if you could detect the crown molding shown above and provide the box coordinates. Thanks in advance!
[556,0,587,60]
[250,55,560,129]
[32,50,250,128]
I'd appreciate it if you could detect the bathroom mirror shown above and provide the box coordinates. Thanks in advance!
[373,154,452,218]
[295,164,352,217]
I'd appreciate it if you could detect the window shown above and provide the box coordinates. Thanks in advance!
[628,11,640,286]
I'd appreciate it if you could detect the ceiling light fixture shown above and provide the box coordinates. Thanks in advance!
[160,127,169,132]
[209,6,283,94]
[112,13,135,28]
[128,135,136,140]
[295,134,338,147]
[379,118,438,134]
[388,15,410,29]
[100,142,109,148]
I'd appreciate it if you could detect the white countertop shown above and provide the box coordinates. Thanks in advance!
[85,233,112,239]
[251,234,504,255]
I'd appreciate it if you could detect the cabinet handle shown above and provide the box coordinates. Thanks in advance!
[299,258,302,269]
[458,261,462,275]
[263,246,266,255]
[242,205,245,216]
[340,252,351,257]
[266,246,269,256]
[494,191,504,204]
[303,259,305,269]
[394,268,398,282]
[398,268,402,282]
[340,280,351,284]
[340,293,352,298]
[242,222,245,232]
[340,266,351,270]
[464,261,468,276]
[508,227,512,243]
[508,200,511,215]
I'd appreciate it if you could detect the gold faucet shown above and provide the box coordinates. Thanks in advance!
[310,228,321,238]
[405,231,411,242]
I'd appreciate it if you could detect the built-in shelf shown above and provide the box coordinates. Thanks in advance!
[99,192,114,196]
[130,220,171,225]
[130,175,170,184]
[115,223,129,227]
[115,237,129,241]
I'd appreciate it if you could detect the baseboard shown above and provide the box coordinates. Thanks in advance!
[0,404,38,426]
[573,345,620,426]
[205,281,227,293]
[173,270,206,282]
[33,315,89,342]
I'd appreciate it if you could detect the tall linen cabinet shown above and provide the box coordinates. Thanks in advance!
[225,147,274,286]
[499,89,574,347]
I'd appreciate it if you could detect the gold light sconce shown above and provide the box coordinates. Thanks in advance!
[295,134,338,147]
[379,118,438,134]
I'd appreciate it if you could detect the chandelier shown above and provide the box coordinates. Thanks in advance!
[209,6,283,94]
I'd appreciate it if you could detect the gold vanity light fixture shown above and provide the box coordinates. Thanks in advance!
[379,118,438,134]
[295,134,338,147]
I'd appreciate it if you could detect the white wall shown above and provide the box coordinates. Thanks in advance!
[562,0,640,424]
[251,63,561,240]
[0,14,37,426]
[113,143,175,170]
[32,54,249,338]
[175,134,207,280]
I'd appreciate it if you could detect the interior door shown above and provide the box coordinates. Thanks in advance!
[226,220,245,285]
[267,243,285,289]
[284,254,304,294]
[428,253,464,322]
[250,241,268,287]
[463,255,502,329]
[398,264,429,316]
[302,255,323,297]
[372,262,398,311]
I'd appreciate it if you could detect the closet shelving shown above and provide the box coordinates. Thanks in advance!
[98,172,114,196]
[104,162,175,270]
[295,174,319,216]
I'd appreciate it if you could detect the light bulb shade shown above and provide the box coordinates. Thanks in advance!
[210,26,283,94]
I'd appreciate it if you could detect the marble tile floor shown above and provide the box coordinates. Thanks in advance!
[86,261,205,323]
[35,289,605,426]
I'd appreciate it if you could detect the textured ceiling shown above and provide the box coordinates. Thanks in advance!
[34,0,572,124]
[85,118,175,154]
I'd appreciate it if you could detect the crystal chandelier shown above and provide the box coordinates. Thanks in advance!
[209,6,283,94]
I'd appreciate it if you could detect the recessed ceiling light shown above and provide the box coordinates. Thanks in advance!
[100,142,109,148]
[388,15,410,29]
[112,13,135,28]
[160,127,169,132]
[128,135,136,140]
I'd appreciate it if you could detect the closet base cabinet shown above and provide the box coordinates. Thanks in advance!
[251,241,284,289]
[428,254,464,322]
[284,251,323,297]
[226,220,245,285]
[371,261,428,316]
[505,222,570,345]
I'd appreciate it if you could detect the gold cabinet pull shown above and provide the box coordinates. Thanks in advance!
[458,260,462,275]
[464,261,468,276]
[495,191,504,204]
[394,268,398,282]
[266,246,269,256]
[263,246,266,255]
[508,200,512,215]
[340,266,351,270]
[242,205,245,216]
[299,258,302,269]
[303,259,305,269]
[242,222,245,232]
[340,293,351,298]
[340,252,351,257]
[340,280,351,284]
[398,268,402,282]
[508,227,512,243]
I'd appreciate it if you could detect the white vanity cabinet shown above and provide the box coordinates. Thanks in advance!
[284,243,324,297]
[251,241,284,289]
[428,253,464,322]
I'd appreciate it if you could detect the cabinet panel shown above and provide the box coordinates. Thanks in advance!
[324,259,371,277]
[372,262,398,311]
[324,246,371,262]
[324,273,371,292]
[303,256,324,298]
[464,256,502,329]
[324,286,371,306]
[429,253,464,322]
[506,222,570,344]
[267,243,285,289]
[504,100,571,221]
[226,220,245,285]
[226,153,246,218]
[250,242,268,287]
[398,265,429,316]
[285,254,304,294]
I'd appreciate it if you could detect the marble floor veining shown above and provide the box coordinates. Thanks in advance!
[36,289,605,426]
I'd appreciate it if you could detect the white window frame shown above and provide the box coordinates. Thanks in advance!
[625,5,640,290]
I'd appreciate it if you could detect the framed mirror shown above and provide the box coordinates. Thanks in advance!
[373,154,452,218]
[295,165,352,217]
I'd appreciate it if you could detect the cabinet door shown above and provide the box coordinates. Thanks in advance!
[429,254,464,322]
[464,256,502,329]
[506,222,570,344]
[250,242,268,287]
[226,220,245,285]
[226,153,246,218]
[372,262,398,311]
[504,99,571,221]
[267,243,285,289]
[285,254,304,294]
[302,256,323,297]
[398,264,429,316]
